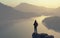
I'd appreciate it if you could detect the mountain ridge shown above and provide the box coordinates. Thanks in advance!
[15,3,56,16]
[15,3,48,13]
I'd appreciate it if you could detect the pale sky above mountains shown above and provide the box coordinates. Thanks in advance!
[0,0,60,8]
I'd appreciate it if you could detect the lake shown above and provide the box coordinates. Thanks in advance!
[0,16,60,38]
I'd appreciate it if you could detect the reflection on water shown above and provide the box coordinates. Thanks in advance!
[0,16,60,38]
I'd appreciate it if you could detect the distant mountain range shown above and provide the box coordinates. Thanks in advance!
[0,3,40,20]
[0,2,60,20]
[0,2,60,18]
[15,3,51,15]
[15,3,60,16]
[15,3,47,13]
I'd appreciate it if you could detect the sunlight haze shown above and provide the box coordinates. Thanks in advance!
[0,0,60,38]
[0,0,60,8]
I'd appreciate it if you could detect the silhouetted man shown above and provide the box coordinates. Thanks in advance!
[33,20,38,33]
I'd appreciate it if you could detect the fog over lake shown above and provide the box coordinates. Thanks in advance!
[0,16,60,38]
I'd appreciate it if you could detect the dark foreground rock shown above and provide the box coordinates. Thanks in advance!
[32,33,54,38]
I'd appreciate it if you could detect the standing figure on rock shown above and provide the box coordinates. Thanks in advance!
[33,20,38,33]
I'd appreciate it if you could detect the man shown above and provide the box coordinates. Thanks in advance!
[33,20,38,33]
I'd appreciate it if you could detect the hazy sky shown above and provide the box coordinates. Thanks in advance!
[0,0,60,8]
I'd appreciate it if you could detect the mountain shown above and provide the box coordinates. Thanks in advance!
[51,7,60,16]
[15,3,51,15]
[0,2,24,31]
[15,3,60,16]
[0,3,38,20]
[0,3,23,20]
[42,16,60,32]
